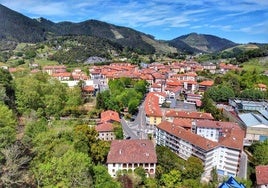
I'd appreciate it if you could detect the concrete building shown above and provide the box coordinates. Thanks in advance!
[155,120,245,179]
[106,140,157,177]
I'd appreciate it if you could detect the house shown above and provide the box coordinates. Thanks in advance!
[150,82,162,92]
[155,120,245,179]
[198,80,214,93]
[51,72,71,81]
[256,165,268,188]
[82,85,95,97]
[218,63,240,74]
[43,65,66,75]
[95,122,115,141]
[202,62,217,74]
[100,110,120,123]
[186,93,202,107]
[106,139,157,177]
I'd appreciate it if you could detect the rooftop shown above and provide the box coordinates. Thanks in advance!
[107,139,157,164]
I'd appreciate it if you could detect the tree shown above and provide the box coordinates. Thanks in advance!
[156,146,184,175]
[0,103,17,160]
[34,150,92,187]
[0,141,33,187]
[251,140,268,165]
[90,140,110,164]
[182,156,204,179]
[160,169,182,188]
[93,165,120,188]
[113,122,124,139]
[134,166,147,186]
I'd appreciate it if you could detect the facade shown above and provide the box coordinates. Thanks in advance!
[95,122,115,141]
[106,140,157,177]
[155,120,245,179]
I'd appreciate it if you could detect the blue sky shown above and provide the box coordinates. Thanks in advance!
[1,0,268,43]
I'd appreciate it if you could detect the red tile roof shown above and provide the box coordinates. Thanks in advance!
[199,80,214,86]
[165,110,214,120]
[95,122,114,132]
[83,86,95,92]
[144,92,163,117]
[256,165,268,185]
[173,118,192,129]
[107,140,157,164]
[196,120,245,150]
[101,110,120,123]
[157,121,218,151]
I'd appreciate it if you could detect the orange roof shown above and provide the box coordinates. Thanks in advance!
[107,140,157,164]
[83,86,95,92]
[144,92,162,117]
[95,122,114,132]
[165,110,214,120]
[173,118,192,129]
[101,110,120,123]
[199,80,214,86]
[256,165,268,185]
[52,72,72,77]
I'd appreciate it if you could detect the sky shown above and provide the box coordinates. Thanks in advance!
[0,0,268,44]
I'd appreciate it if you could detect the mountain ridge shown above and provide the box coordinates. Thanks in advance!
[0,4,239,54]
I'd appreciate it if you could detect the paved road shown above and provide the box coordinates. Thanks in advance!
[120,99,154,140]
[121,118,139,139]
[238,151,248,179]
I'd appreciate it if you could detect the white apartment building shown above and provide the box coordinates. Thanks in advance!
[156,120,245,179]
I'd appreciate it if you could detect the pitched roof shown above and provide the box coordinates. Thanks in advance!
[95,122,114,132]
[196,120,245,150]
[256,165,268,185]
[107,140,157,164]
[157,121,218,151]
[144,92,163,117]
[101,110,120,123]
[165,110,214,120]
[199,80,214,86]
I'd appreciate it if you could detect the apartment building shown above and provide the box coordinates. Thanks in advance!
[155,120,245,179]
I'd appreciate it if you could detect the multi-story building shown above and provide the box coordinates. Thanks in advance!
[106,140,157,177]
[95,122,115,141]
[144,92,164,126]
[155,120,245,179]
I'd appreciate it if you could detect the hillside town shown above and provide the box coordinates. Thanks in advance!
[5,59,267,187]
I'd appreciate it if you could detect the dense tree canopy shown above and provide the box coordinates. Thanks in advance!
[96,77,147,114]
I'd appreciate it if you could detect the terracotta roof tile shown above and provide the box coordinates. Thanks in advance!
[95,122,114,132]
[256,165,268,185]
[165,110,214,120]
[107,140,157,164]
[101,110,120,123]
[199,80,214,86]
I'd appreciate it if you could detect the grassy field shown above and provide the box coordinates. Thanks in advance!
[241,57,268,72]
